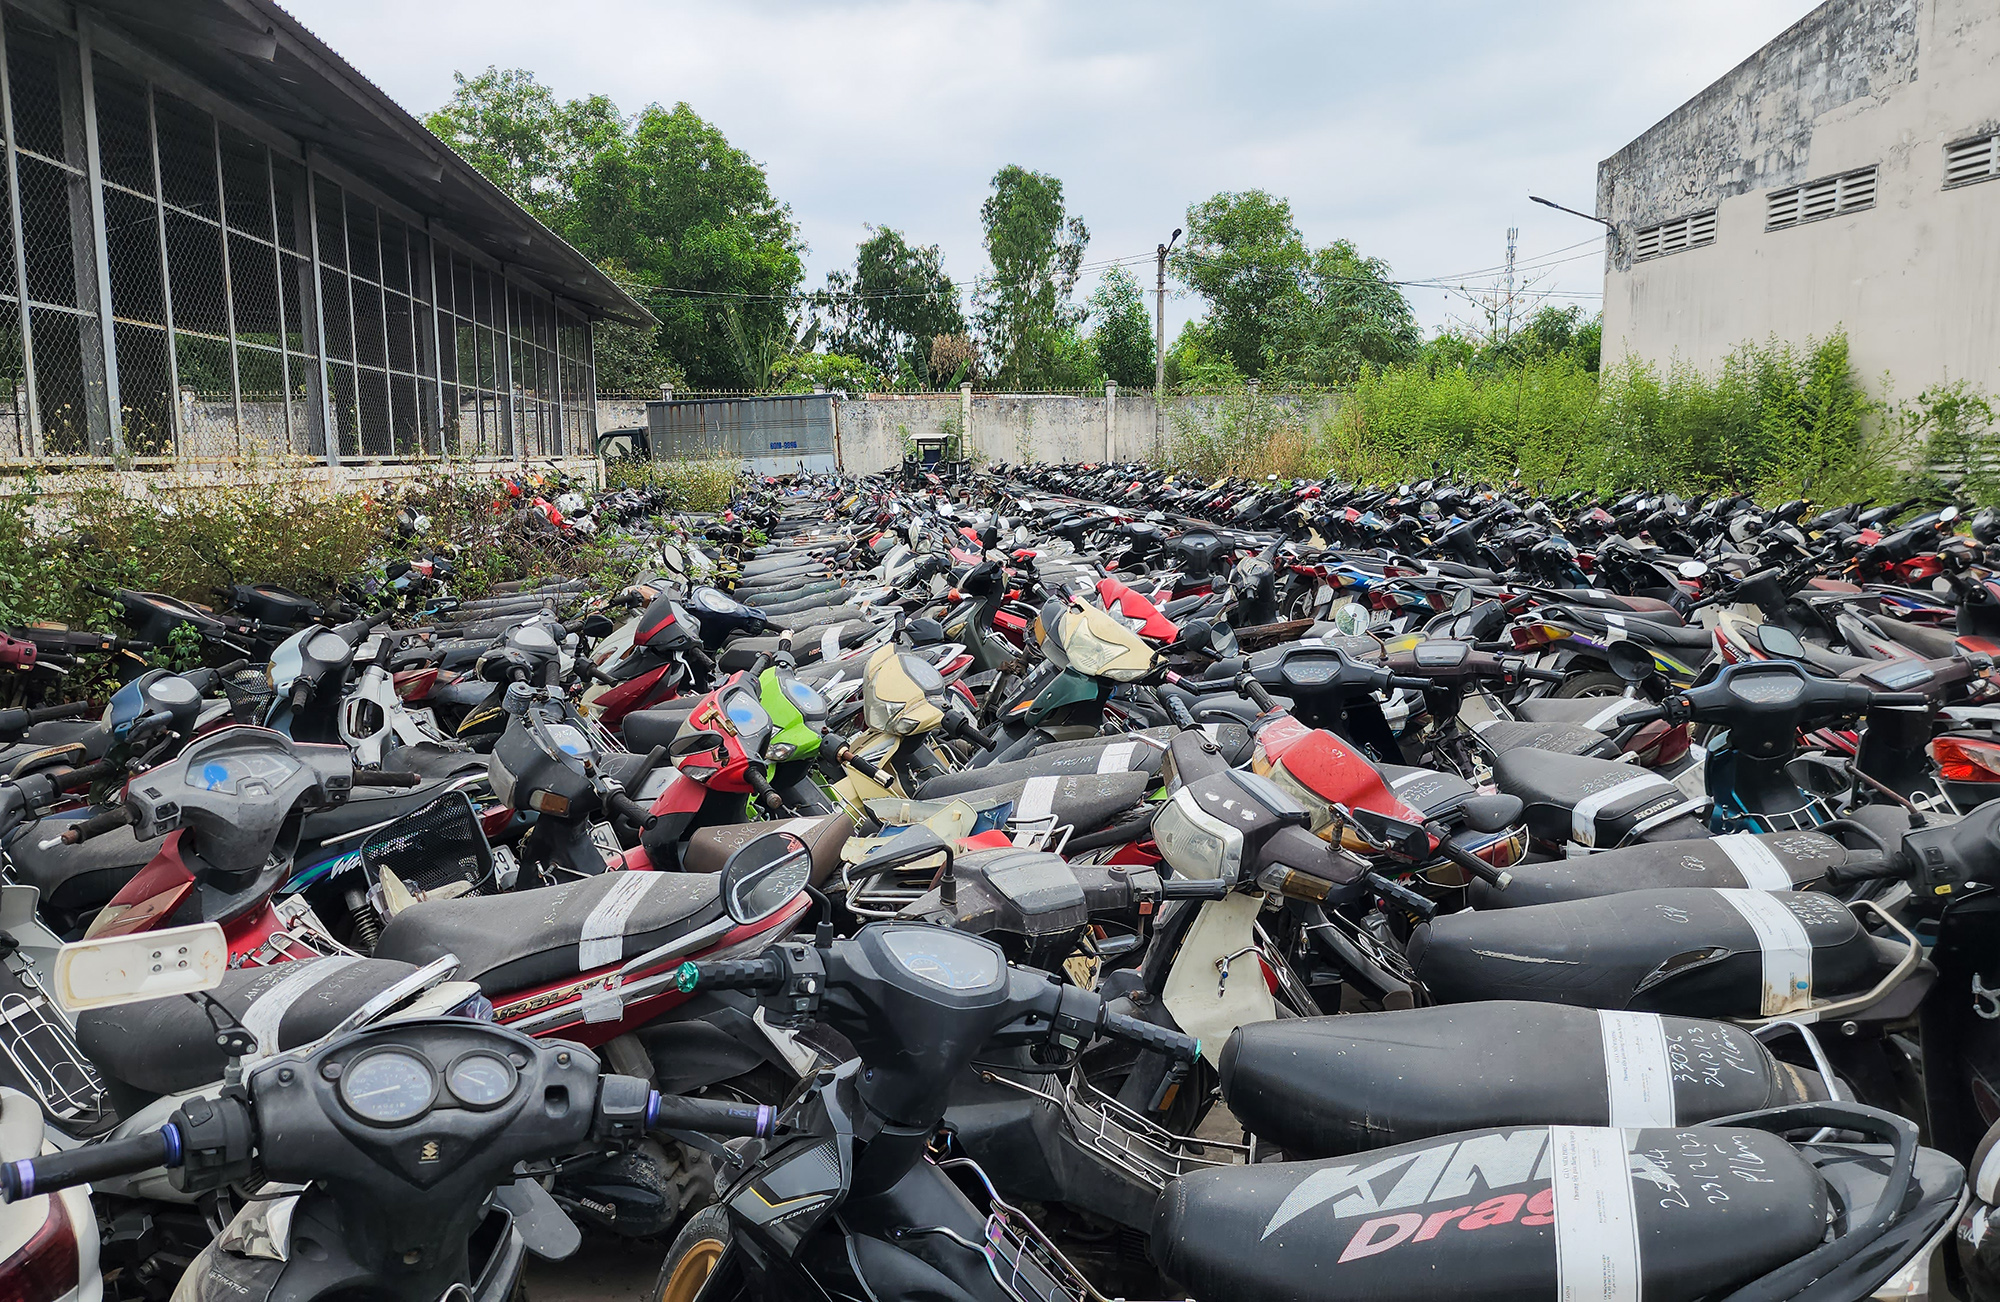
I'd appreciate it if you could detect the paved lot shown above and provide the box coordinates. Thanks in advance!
[527,1237,660,1302]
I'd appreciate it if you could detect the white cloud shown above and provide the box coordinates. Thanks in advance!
[282,0,1818,336]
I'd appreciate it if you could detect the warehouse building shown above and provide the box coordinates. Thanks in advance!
[0,0,650,466]
[1597,0,2000,396]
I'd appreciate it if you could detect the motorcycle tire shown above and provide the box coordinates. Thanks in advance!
[1551,669,1625,698]
[652,1204,733,1302]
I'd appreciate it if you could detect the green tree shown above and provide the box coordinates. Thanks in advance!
[1086,266,1154,388]
[973,166,1089,389]
[817,227,965,386]
[1170,191,1308,378]
[1265,241,1421,386]
[1487,305,1603,373]
[426,69,804,389]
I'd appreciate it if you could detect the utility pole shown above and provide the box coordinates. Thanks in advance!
[1153,227,1181,455]
[1501,226,1519,343]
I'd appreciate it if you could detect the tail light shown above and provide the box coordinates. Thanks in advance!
[1510,624,1555,650]
[1933,736,2000,782]
[0,1192,79,1302]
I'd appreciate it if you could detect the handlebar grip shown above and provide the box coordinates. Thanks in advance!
[61,805,134,845]
[648,1092,777,1139]
[1099,1011,1201,1065]
[1164,693,1198,729]
[51,759,117,792]
[673,954,785,994]
[1234,673,1278,714]
[1616,707,1666,727]
[606,789,651,826]
[838,745,895,787]
[1427,831,1514,891]
[1158,877,1232,900]
[290,679,312,710]
[27,702,94,725]
[1870,692,1930,708]
[350,769,423,789]
[683,646,716,675]
[1387,675,1432,692]
[743,767,787,814]
[1514,665,1566,683]
[0,1125,179,1202]
[953,716,998,751]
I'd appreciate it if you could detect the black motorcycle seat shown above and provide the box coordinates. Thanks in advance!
[914,735,1166,800]
[621,704,697,753]
[1469,831,1847,908]
[1873,620,1959,660]
[1474,718,1622,759]
[1511,696,1638,730]
[1153,1122,1824,1302]
[1490,748,1691,847]
[1158,680,1294,730]
[379,744,487,783]
[722,622,877,670]
[372,870,723,992]
[681,809,852,886]
[1160,594,1212,621]
[77,956,420,1099]
[299,776,489,847]
[1552,605,1714,651]
[3,817,159,922]
[1408,887,1886,1017]
[1220,1002,1824,1158]
[1376,764,1477,819]
[924,772,1151,836]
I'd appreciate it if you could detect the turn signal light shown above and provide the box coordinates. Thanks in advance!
[1932,736,2000,782]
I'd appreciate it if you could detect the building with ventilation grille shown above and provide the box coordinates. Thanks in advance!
[0,0,652,468]
[1597,0,2000,397]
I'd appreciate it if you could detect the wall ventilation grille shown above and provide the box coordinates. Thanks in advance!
[1633,209,1717,261]
[1945,134,1999,188]
[1767,166,1878,230]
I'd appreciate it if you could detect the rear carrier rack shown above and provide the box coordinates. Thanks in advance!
[0,942,106,1134]
[920,1155,1161,1302]
[979,1066,1250,1191]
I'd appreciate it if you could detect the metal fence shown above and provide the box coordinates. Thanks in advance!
[646,393,837,474]
[0,3,597,467]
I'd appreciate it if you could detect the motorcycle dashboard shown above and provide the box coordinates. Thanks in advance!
[1726,669,1805,706]
[1279,651,1342,687]
[874,926,1005,994]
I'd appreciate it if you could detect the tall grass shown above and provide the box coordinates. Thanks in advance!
[1168,333,1934,505]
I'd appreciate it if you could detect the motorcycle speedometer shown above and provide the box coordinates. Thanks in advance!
[339,1048,436,1125]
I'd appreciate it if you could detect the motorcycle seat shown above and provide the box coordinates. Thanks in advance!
[1510,696,1638,730]
[298,776,490,847]
[1545,588,1683,621]
[680,810,853,886]
[621,704,697,752]
[1472,719,1622,760]
[1376,764,1477,820]
[372,869,723,993]
[3,817,159,925]
[1407,887,1888,1016]
[1552,605,1713,651]
[1219,1002,1824,1158]
[1152,1122,1825,1302]
[77,956,420,1100]
[722,621,878,670]
[1490,748,1690,847]
[379,743,487,783]
[1871,619,1960,660]
[1469,831,1846,908]
[913,736,1166,800]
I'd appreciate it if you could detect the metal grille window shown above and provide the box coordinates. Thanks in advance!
[1766,167,1878,230]
[1631,210,1716,262]
[0,3,600,467]
[1945,134,2000,189]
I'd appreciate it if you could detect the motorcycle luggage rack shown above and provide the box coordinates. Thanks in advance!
[915,1156,1161,1302]
[978,1066,1249,1192]
[841,858,937,918]
[0,947,107,1133]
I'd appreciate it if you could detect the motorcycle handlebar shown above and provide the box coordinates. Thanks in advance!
[744,767,788,815]
[648,1092,777,1139]
[674,953,784,994]
[0,1125,178,1202]
[60,804,135,845]
[1158,877,1232,900]
[829,738,895,787]
[1426,827,1514,891]
[1870,692,1931,709]
[1617,706,1668,727]
[1511,664,1567,684]
[1235,673,1279,714]
[350,770,422,789]
[1099,1010,1200,1066]
[0,701,94,737]
[605,788,651,826]
[950,714,998,751]
[1387,675,1432,692]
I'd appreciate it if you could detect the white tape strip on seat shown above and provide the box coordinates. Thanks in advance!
[1717,888,1813,1016]
[1551,1125,1641,1302]
[1711,833,1794,892]
[1570,774,1669,846]
[1604,612,1628,637]
[821,623,846,661]
[1597,1010,1676,1127]
[1014,775,1060,824]
[1587,698,1633,731]
[579,872,658,970]
[1096,741,1137,774]
[242,957,362,1055]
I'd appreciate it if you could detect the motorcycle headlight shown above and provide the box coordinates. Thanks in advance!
[767,741,797,761]
[1064,624,1135,680]
[891,712,923,735]
[1151,786,1244,882]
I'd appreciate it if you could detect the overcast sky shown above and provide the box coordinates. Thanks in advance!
[285,0,1821,340]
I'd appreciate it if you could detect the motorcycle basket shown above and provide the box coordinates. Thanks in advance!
[359,791,496,897]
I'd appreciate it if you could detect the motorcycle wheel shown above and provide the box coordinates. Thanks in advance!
[1551,670,1625,698]
[653,1204,733,1302]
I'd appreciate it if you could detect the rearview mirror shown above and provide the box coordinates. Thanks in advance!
[1677,559,1710,580]
[1758,624,1807,660]
[53,922,227,1012]
[1605,639,1656,685]
[721,830,813,925]
[578,614,616,639]
[1174,620,1216,656]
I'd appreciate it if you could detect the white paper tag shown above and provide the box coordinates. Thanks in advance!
[1096,741,1137,774]
[1551,1125,1641,1302]
[1014,775,1060,823]
[1571,774,1669,845]
[1711,833,1793,892]
[578,872,657,970]
[1718,888,1813,1015]
[1598,1011,1676,1127]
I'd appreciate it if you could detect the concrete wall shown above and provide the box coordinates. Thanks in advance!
[1597,0,2000,397]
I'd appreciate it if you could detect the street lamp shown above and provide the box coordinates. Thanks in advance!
[1153,227,1181,451]
[1529,195,1619,254]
